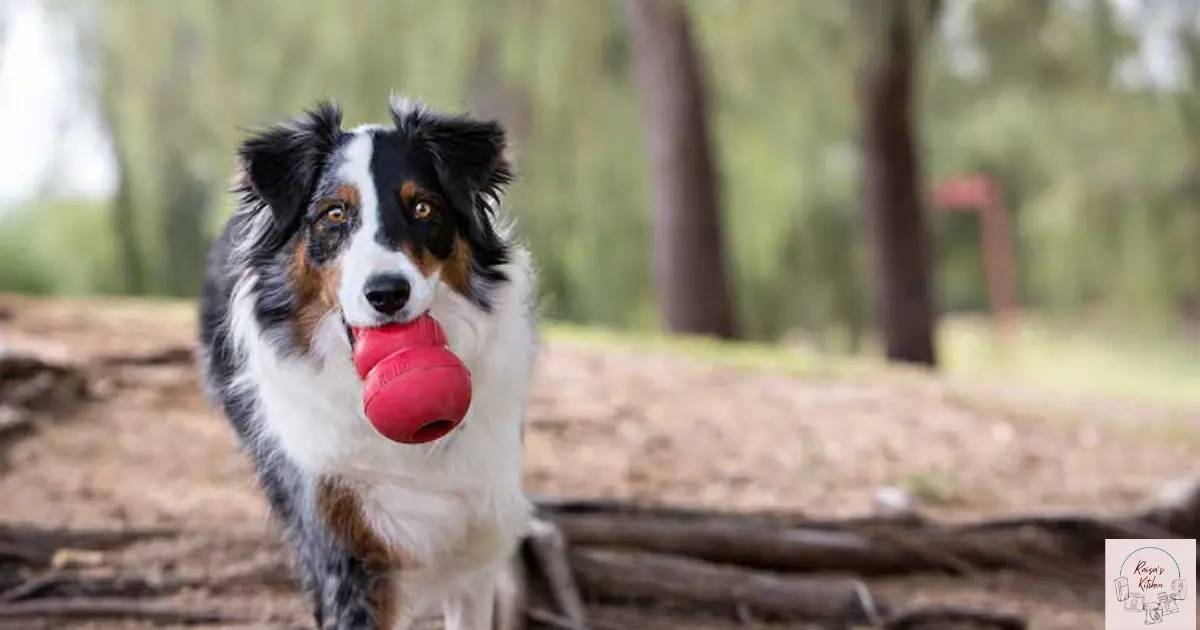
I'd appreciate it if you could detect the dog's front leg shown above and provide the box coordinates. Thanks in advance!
[443,570,499,630]
[303,480,419,630]
[311,555,411,630]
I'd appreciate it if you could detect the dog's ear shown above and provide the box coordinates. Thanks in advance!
[237,101,344,250]
[390,99,514,271]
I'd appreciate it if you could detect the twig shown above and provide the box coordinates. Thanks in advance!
[525,518,589,626]
[883,604,1026,630]
[526,607,631,630]
[94,346,195,367]
[0,597,250,624]
[526,607,589,630]
[0,572,68,603]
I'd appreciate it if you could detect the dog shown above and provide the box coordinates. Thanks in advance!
[196,96,538,630]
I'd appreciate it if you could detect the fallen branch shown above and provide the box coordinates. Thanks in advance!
[0,354,87,411]
[0,557,298,604]
[570,548,887,623]
[0,597,250,624]
[548,512,1078,578]
[533,494,925,530]
[0,523,180,568]
[94,346,196,368]
[0,516,1040,628]
[883,604,1026,630]
[0,572,69,603]
[959,511,1179,549]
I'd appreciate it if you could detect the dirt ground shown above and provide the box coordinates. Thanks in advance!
[2,295,1199,629]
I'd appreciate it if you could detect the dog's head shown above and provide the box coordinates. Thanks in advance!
[234,97,514,350]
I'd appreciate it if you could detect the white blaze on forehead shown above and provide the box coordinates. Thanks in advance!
[337,132,377,217]
[335,130,435,327]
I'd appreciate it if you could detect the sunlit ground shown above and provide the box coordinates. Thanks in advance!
[937,314,1200,407]
[550,313,1200,408]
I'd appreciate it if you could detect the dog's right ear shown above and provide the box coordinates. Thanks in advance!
[236,101,344,251]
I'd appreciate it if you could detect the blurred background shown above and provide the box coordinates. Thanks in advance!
[1,0,1198,399]
[1,1,1199,627]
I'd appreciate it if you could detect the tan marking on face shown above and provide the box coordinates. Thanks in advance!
[399,237,472,293]
[401,243,442,280]
[440,237,472,296]
[334,184,361,208]
[395,181,465,288]
[397,181,423,206]
[317,478,412,628]
[291,238,340,350]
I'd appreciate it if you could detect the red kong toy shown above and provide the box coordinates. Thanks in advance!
[351,314,472,444]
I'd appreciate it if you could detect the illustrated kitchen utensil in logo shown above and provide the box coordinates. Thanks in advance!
[1107,539,1196,629]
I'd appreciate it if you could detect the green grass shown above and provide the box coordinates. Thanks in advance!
[938,315,1200,407]
[543,321,868,378]
[547,314,1200,408]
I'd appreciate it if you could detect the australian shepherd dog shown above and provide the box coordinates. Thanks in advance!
[196,96,538,630]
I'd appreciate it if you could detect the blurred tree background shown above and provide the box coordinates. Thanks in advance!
[1,0,1198,357]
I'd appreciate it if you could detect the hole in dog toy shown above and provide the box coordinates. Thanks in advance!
[412,419,455,443]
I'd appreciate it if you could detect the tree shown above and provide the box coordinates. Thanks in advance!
[625,0,738,339]
[857,0,941,366]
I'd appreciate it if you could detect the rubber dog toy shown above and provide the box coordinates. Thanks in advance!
[351,315,471,444]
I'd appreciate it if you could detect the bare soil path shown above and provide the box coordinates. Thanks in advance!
[1,295,1197,628]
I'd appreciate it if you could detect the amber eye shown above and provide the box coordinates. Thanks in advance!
[324,203,348,224]
[413,201,433,220]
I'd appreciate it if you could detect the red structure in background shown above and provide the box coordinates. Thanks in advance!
[930,175,1019,355]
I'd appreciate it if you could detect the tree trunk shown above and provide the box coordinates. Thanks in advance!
[626,0,737,339]
[110,149,144,295]
[858,0,940,366]
[156,22,211,298]
[468,27,532,147]
[161,156,212,297]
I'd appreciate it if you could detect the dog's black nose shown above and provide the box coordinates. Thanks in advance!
[363,274,411,316]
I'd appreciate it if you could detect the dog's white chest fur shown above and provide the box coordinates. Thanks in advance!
[228,247,537,618]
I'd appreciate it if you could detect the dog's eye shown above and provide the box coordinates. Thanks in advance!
[323,204,348,224]
[413,202,434,220]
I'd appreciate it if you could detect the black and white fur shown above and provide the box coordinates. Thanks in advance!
[197,96,537,630]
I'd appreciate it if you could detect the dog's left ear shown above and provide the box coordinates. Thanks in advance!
[390,100,514,241]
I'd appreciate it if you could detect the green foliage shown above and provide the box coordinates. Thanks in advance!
[0,199,121,295]
[8,0,1200,346]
